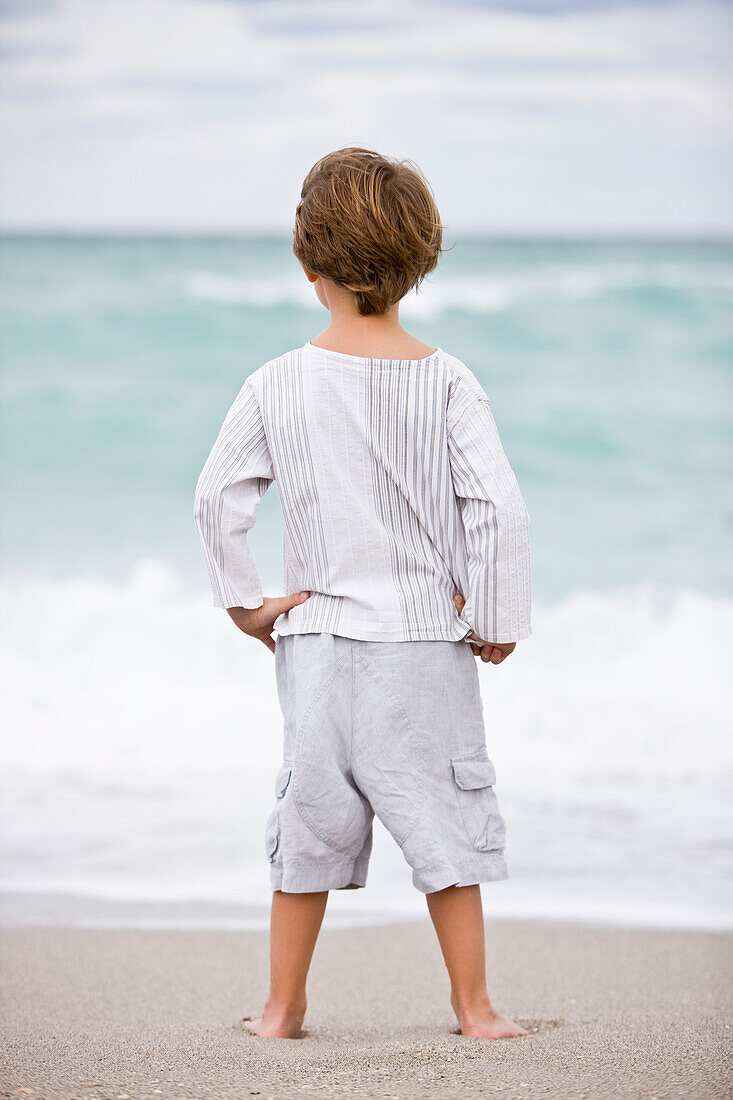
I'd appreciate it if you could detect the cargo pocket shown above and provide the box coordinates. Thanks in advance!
[451,747,506,853]
[264,761,293,864]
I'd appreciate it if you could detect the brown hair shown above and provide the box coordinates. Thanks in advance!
[293,146,445,316]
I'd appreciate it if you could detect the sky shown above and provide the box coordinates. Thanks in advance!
[0,0,731,235]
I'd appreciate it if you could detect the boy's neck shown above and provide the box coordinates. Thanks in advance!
[311,310,436,361]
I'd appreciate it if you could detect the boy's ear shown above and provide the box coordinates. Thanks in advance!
[299,261,319,284]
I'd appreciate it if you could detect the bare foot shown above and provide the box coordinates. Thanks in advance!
[451,992,530,1039]
[241,1002,306,1039]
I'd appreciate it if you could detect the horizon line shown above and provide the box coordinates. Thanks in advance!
[2,227,732,244]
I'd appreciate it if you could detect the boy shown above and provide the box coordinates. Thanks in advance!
[194,147,532,1041]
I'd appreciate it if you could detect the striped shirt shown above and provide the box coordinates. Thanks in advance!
[194,341,531,644]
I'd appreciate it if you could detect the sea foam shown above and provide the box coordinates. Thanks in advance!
[183,261,733,318]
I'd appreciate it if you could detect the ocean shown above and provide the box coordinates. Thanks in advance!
[1,235,731,930]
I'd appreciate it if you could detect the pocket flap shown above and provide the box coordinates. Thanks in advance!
[451,749,496,790]
[274,763,293,799]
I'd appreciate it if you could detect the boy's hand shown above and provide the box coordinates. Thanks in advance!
[226,591,311,654]
[452,592,516,665]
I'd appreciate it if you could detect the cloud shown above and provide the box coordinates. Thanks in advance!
[0,0,731,233]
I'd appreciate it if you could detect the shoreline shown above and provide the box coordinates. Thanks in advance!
[1,888,730,935]
[1,917,730,1099]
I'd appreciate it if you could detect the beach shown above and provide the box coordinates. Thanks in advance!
[2,0,733,1088]
[1,917,729,1099]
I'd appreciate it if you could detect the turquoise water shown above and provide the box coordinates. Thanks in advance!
[1,236,731,596]
[1,236,732,929]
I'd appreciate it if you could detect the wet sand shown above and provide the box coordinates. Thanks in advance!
[1,918,730,1099]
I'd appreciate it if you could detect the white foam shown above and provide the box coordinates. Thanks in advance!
[183,262,733,318]
[185,269,319,311]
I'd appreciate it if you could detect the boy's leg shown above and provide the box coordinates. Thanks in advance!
[426,884,529,1039]
[243,889,328,1038]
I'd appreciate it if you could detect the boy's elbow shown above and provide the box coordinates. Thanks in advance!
[193,480,216,531]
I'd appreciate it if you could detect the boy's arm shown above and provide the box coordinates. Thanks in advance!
[447,394,532,645]
[194,378,274,611]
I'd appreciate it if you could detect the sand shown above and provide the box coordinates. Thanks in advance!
[0,917,730,1099]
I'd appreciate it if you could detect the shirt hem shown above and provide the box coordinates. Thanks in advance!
[274,619,476,644]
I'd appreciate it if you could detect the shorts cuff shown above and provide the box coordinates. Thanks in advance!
[412,851,509,894]
[270,854,370,893]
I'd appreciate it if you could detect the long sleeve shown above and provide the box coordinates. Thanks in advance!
[194,378,274,610]
[448,395,532,644]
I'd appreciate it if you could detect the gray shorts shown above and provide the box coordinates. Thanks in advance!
[266,632,509,894]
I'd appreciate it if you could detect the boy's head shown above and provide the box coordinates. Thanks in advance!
[293,146,444,317]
